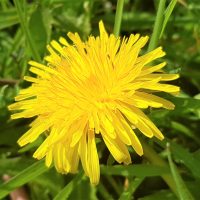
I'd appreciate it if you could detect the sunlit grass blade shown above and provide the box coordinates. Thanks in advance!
[53,172,84,200]
[0,160,48,199]
[148,0,166,51]
[167,143,195,200]
[160,0,177,38]
[113,0,125,36]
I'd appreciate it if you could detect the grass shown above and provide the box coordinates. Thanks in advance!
[0,0,200,199]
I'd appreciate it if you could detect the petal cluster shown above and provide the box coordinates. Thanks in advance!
[9,21,179,184]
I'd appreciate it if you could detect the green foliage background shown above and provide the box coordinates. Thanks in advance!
[0,0,200,199]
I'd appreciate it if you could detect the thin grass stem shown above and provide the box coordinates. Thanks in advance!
[113,0,125,37]
[141,139,179,197]
[148,0,166,51]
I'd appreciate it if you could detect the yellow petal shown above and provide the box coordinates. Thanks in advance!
[45,149,53,167]
[134,91,175,110]
[101,127,128,163]
[117,112,143,156]
[87,129,100,185]
[78,130,89,176]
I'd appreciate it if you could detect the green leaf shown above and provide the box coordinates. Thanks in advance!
[170,97,200,115]
[28,5,51,56]
[167,143,195,200]
[33,168,64,196]
[171,121,200,145]
[156,139,200,179]
[150,96,200,119]
[139,190,177,200]
[171,142,200,179]
[0,125,26,146]
[53,172,83,200]
[0,8,19,30]
[160,0,177,37]
[0,160,48,199]
[100,164,170,177]
[0,157,33,175]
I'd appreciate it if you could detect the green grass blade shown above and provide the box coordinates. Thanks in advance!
[53,172,83,200]
[0,160,48,199]
[160,0,177,38]
[141,139,178,196]
[0,9,19,30]
[170,142,200,179]
[171,121,200,145]
[113,0,125,36]
[100,164,170,177]
[119,177,144,200]
[139,190,176,200]
[148,0,166,51]
[156,139,200,179]
[167,143,195,200]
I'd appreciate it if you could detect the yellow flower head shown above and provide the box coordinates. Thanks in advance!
[9,21,179,185]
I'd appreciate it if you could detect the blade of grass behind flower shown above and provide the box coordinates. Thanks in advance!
[167,143,195,200]
[148,0,166,51]
[0,160,48,199]
[160,0,177,38]
[113,0,125,36]
[100,164,170,177]
[156,139,200,179]
[171,121,200,145]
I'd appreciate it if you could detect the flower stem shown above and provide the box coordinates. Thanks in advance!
[113,0,125,37]
[141,139,178,196]
[148,0,166,51]
[14,0,41,62]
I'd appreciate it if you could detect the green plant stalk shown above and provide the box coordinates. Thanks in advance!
[14,0,41,62]
[167,143,194,200]
[113,0,125,37]
[160,0,177,38]
[148,0,166,51]
[141,139,178,197]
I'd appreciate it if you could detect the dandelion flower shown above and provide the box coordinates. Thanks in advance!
[9,21,179,185]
